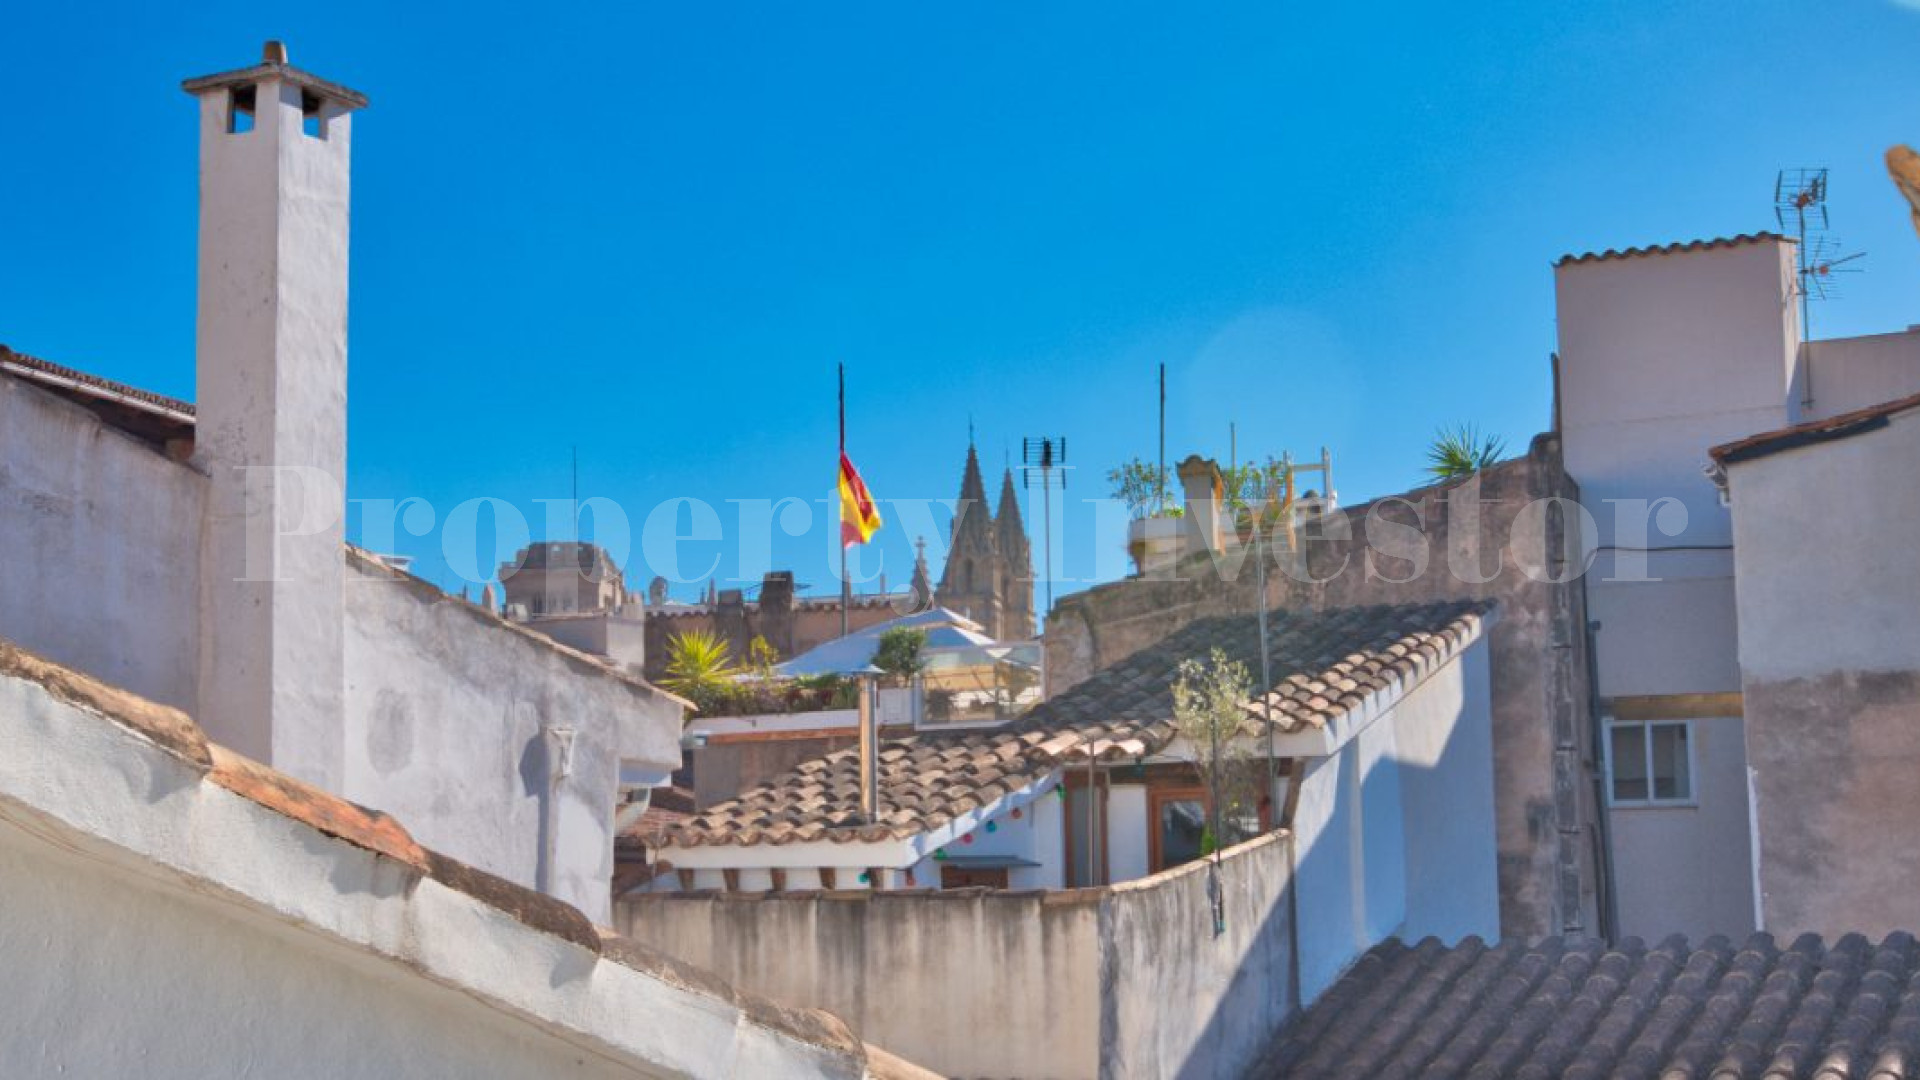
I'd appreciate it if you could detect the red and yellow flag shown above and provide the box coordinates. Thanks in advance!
[838,452,883,547]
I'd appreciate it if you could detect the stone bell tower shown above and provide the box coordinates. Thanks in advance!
[184,43,367,788]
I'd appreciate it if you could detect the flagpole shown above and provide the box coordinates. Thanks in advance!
[839,363,850,638]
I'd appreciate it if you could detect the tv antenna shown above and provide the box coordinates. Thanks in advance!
[1775,168,1866,338]
[1020,436,1068,626]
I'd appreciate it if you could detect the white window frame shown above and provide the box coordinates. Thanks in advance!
[1604,717,1699,808]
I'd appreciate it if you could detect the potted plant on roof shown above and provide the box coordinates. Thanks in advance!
[1110,458,1182,576]
[1221,456,1287,543]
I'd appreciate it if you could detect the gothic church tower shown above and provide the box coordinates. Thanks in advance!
[934,444,1037,640]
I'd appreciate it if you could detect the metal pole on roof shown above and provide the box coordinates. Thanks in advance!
[856,664,881,823]
[840,364,850,639]
[1158,364,1167,510]
[1258,469,1275,834]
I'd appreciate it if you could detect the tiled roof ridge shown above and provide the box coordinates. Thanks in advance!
[0,635,867,1063]
[1711,389,1920,466]
[1258,930,1920,1080]
[0,343,196,418]
[1554,231,1789,268]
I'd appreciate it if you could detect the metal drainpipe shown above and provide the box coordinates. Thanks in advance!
[1580,572,1620,945]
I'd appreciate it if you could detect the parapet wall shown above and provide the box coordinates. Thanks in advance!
[619,830,1297,1080]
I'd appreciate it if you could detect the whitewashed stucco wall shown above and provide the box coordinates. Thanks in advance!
[1393,635,1499,944]
[1554,240,1793,943]
[3,824,665,1080]
[1608,712,1755,941]
[1290,637,1497,1002]
[2,374,683,923]
[1729,409,1920,683]
[1556,239,1798,550]
[344,557,683,924]
[1800,329,1920,421]
[0,378,204,709]
[0,667,868,1080]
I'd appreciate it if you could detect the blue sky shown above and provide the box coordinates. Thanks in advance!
[5,2,1919,614]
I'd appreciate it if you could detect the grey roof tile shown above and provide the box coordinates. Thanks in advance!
[1258,933,1920,1080]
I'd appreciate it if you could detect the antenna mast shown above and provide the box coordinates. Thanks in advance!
[1021,436,1069,627]
[1775,167,1866,344]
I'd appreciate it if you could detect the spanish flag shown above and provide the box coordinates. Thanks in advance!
[839,452,883,547]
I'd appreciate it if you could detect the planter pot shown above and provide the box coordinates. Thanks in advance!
[1127,515,1185,577]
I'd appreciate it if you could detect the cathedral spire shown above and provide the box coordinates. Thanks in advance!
[935,443,1000,631]
[996,469,1037,639]
[909,536,933,612]
[996,468,1030,566]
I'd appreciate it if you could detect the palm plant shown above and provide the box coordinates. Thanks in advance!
[660,630,737,709]
[871,627,928,686]
[1425,424,1507,481]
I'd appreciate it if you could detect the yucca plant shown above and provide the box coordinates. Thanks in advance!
[659,630,737,709]
[1425,424,1507,481]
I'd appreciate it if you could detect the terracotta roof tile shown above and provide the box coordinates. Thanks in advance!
[0,344,196,447]
[1711,390,1920,466]
[659,601,1491,850]
[1554,232,1790,268]
[0,639,210,769]
[1256,932,1920,1080]
[208,744,431,873]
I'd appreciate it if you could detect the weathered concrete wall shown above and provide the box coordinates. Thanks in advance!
[1099,832,1296,1080]
[623,888,1104,1079]
[0,377,204,710]
[1743,671,1920,940]
[1045,437,1597,940]
[1729,406,1920,940]
[344,553,683,924]
[620,832,1298,1080]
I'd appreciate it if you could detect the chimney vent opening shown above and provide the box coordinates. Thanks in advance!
[227,85,256,134]
[300,89,325,140]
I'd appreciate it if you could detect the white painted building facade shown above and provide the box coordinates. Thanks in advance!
[1555,234,1920,942]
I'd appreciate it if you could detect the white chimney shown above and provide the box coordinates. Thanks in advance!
[1177,454,1226,554]
[184,43,367,788]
